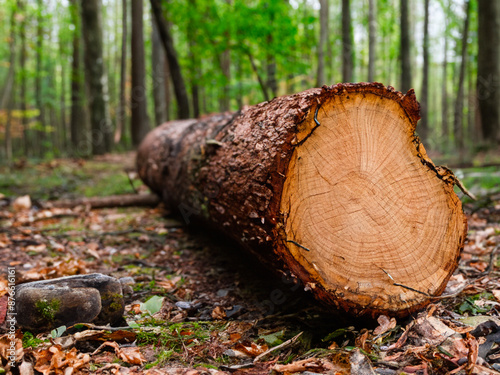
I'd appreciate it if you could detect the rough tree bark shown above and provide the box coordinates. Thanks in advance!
[137,83,467,317]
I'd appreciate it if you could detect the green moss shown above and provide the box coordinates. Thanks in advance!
[35,299,61,322]
[102,292,124,313]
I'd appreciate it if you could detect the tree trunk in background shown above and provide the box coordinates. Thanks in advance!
[368,0,376,82]
[400,0,411,92]
[477,0,500,146]
[316,0,328,87]
[137,83,467,318]
[219,0,231,112]
[19,0,29,156]
[441,0,449,151]
[187,0,200,118]
[420,0,429,144]
[70,0,88,157]
[2,7,16,162]
[220,49,231,111]
[150,0,190,119]
[36,0,46,156]
[341,0,353,82]
[453,0,470,156]
[130,0,151,146]
[81,0,112,155]
[266,41,278,97]
[152,16,168,126]
[115,0,127,143]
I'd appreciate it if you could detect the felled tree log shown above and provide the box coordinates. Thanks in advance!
[137,83,467,317]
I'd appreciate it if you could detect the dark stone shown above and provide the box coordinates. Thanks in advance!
[16,287,101,332]
[16,273,124,332]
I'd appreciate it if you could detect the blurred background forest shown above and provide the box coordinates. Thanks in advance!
[0,0,499,164]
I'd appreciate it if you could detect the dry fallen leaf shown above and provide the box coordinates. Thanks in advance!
[373,315,396,336]
[212,306,227,320]
[13,195,31,211]
[93,341,145,365]
[34,345,89,375]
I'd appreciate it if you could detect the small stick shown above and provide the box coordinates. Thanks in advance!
[314,103,323,127]
[393,283,431,297]
[286,240,311,252]
[254,332,303,363]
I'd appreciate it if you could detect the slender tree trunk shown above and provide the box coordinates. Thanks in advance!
[115,0,128,143]
[81,0,112,155]
[131,0,151,146]
[317,0,328,87]
[220,49,231,111]
[400,0,411,92]
[477,0,500,146]
[36,0,46,156]
[219,0,231,112]
[247,51,270,101]
[341,0,354,82]
[2,8,16,162]
[368,0,376,82]
[420,0,430,144]
[441,1,449,151]
[152,15,168,125]
[453,0,471,156]
[70,0,88,157]
[19,0,29,157]
[164,54,171,121]
[187,0,199,118]
[150,0,190,119]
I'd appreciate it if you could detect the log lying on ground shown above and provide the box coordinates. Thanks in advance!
[137,83,467,317]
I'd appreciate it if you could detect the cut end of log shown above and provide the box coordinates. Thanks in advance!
[279,84,466,315]
[137,82,467,317]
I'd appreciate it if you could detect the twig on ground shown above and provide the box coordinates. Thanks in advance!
[254,332,303,363]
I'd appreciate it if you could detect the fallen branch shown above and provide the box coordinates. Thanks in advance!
[45,194,160,209]
[254,332,303,363]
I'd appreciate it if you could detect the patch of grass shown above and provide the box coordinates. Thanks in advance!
[136,321,225,360]
[144,350,175,369]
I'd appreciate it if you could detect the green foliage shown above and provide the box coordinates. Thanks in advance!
[140,295,164,315]
[22,331,44,349]
[35,298,61,322]
[457,292,495,315]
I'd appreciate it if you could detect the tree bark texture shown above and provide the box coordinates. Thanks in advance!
[81,0,112,155]
[477,0,500,145]
[137,83,467,317]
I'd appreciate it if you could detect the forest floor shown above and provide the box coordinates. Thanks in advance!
[1,153,500,375]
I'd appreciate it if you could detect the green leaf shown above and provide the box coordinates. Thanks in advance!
[140,295,164,315]
[50,325,67,338]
